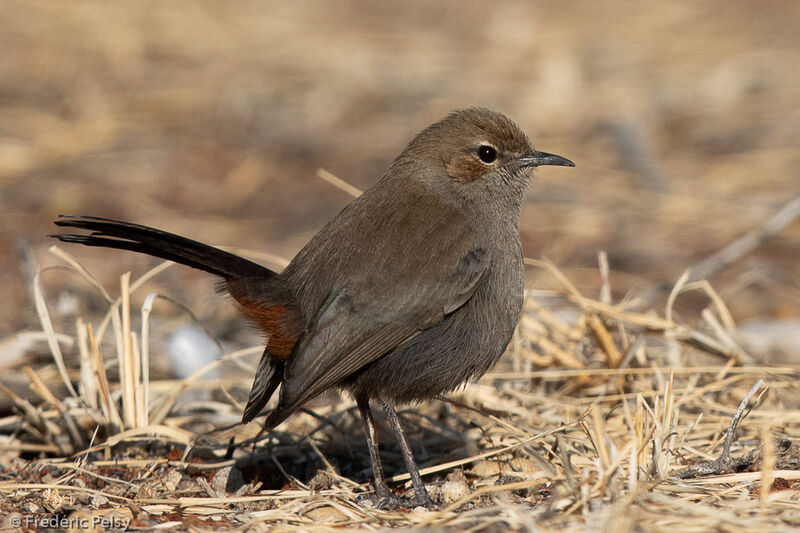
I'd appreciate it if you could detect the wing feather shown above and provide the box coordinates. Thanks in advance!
[264,183,491,429]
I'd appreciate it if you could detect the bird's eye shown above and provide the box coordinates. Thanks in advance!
[477,145,497,164]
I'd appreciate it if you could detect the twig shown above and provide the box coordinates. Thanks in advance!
[673,379,765,478]
[640,193,800,304]
[316,168,362,198]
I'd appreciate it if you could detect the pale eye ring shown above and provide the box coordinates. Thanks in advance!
[477,145,497,164]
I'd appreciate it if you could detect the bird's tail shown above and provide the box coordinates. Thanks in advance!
[53,215,291,425]
[52,215,277,279]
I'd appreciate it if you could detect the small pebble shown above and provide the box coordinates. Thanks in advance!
[212,466,244,494]
[165,470,182,492]
[20,501,39,513]
[91,494,110,508]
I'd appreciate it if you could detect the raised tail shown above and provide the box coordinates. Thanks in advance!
[52,215,276,279]
[53,215,295,426]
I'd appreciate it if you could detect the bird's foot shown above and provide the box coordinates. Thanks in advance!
[377,492,436,511]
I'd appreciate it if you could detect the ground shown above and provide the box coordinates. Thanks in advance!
[1,1,799,531]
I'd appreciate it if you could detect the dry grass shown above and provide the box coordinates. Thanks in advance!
[1,240,798,531]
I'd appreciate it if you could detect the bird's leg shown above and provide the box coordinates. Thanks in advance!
[356,396,390,500]
[380,401,434,508]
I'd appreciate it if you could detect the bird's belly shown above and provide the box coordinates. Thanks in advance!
[346,272,524,403]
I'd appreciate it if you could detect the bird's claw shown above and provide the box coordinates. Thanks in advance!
[377,493,436,511]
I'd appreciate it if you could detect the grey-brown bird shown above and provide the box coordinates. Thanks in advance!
[53,108,573,508]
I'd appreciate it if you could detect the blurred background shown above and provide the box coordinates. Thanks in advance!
[2,1,799,349]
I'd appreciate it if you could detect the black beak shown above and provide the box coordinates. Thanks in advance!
[518,150,575,168]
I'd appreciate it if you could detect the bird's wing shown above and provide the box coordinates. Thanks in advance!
[266,222,488,428]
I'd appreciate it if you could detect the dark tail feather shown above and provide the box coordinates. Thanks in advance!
[262,402,295,431]
[242,351,284,424]
[52,215,276,279]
